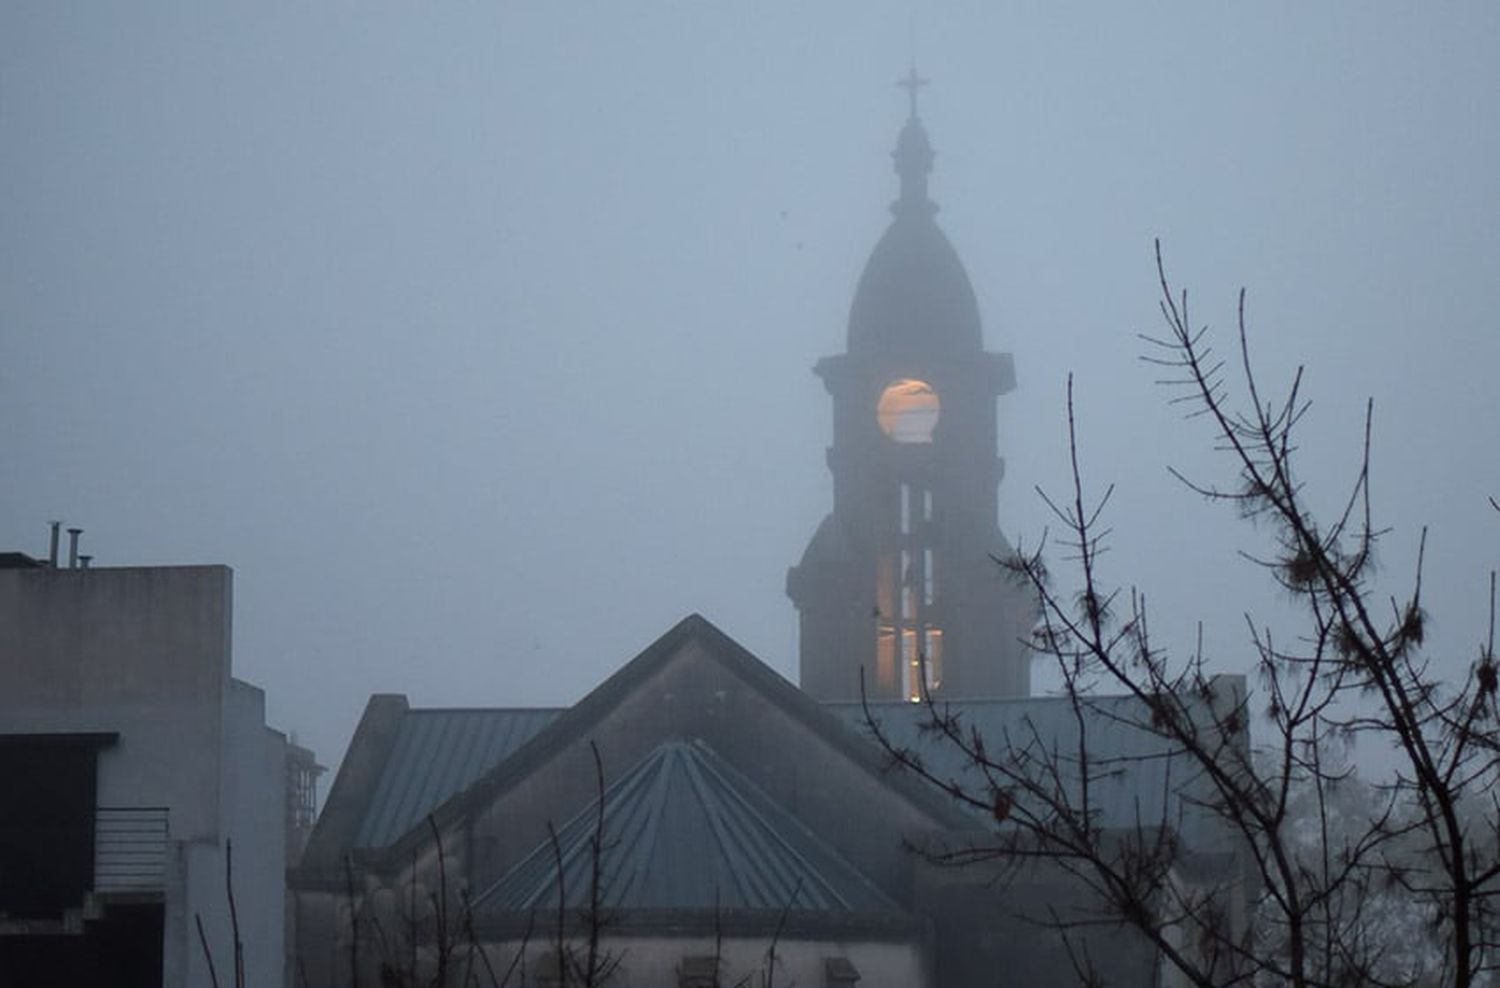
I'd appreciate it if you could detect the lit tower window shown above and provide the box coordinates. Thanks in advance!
[877,379,940,443]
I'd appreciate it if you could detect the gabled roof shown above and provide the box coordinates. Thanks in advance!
[474,740,898,914]
[304,614,1235,885]
[361,614,973,863]
[355,708,560,848]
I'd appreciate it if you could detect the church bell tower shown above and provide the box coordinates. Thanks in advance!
[788,74,1033,702]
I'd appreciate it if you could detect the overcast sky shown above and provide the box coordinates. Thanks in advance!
[4,3,1497,779]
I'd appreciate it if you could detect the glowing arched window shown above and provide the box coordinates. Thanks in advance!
[877,378,940,443]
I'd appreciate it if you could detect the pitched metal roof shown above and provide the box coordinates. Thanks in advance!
[355,708,560,848]
[351,616,973,867]
[473,739,898,914]
[829,695,1220,845]
[348,687,1224,855]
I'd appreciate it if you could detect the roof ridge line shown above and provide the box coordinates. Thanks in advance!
[695,740,867,909]
[678,740,760,908]
[628,742,681,897]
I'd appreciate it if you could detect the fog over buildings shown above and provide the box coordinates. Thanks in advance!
[3,3,1498,779]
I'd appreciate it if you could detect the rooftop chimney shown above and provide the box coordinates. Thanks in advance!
[67,528,82,570]
[78,555,92,570]
[48,521,61,568]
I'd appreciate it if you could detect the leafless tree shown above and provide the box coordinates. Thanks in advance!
[341,816,526,988]
[865,242,1500,987]
[537,741,623,988]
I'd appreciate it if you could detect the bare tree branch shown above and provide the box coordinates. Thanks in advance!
[866,241,1500,987]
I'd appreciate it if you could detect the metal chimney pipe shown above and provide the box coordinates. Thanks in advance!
[48,521,62,568]
[78,555,92,570]
[67,528,82,570]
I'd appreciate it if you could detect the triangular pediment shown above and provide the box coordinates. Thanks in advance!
[474,739,897,914]
[359,615,969,893]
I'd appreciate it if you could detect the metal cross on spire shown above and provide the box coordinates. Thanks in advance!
[897,65,928,120]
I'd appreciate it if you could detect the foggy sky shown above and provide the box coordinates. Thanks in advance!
[4,3,1498,780]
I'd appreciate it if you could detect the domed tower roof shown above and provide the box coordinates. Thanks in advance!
[847,78,982,357]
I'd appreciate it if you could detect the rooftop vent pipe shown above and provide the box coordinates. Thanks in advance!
[48,521,61,568]
[67,528,82,570]
[79,555,92,570]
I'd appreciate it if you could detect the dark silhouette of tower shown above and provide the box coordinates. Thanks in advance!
[788,75,1033,702]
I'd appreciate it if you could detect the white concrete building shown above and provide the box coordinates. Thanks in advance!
[0,553,292,988]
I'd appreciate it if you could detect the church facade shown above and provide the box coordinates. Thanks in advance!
[288,93,1246,987]
[788,81,1034,703]
[291,615,1198,986]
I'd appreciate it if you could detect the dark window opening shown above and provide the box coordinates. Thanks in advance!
[0,733,116,919]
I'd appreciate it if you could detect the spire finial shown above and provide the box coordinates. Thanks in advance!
[897,64,928,120]
[891,67,935,214]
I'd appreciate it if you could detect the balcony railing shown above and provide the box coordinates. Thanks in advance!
[94,806,169,891]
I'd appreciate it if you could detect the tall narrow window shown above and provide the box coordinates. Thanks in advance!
[925,627,944,692]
